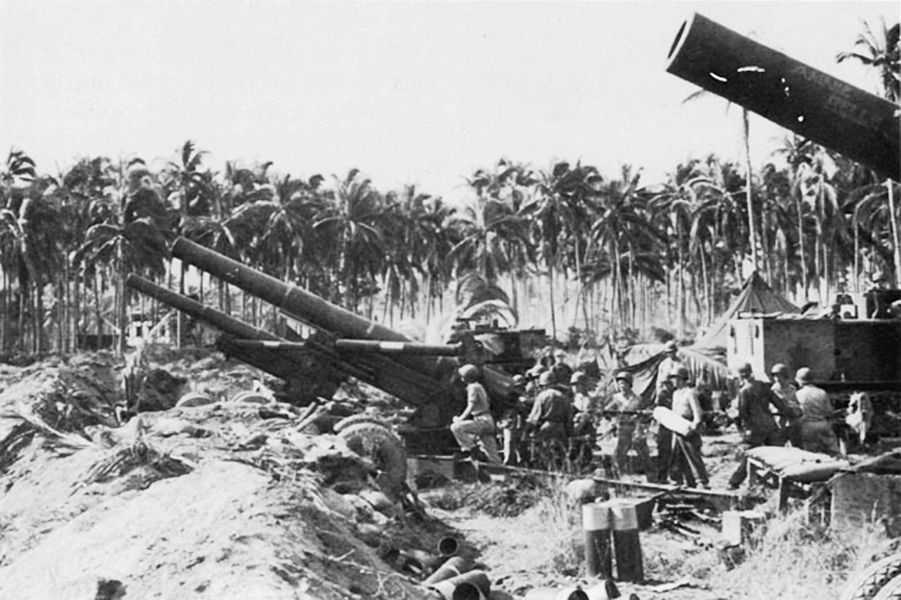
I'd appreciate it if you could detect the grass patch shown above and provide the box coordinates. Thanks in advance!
[711,510,897,600]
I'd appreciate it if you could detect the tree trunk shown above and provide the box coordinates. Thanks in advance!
[548,261,557,341]
[795,195,808,299]
[743,109,759,273]
[888,180,901,288]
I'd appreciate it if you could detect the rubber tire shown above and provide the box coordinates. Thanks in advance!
[336,421,407,499]
[841,554,901,600]
[333,414,395,434]
[871,574,901,600]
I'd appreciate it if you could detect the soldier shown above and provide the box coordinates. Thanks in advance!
[552,349,574,386]
[795,367,840,455]
[769,363,803,446]
[657,340,682,380]
[727,362,791,489]
[498,374,527,466]
[668,366,710,488]
[654,376,675,483]
[603,371,652,477]
[450,364,501,463]
[525,370,573,444]
[571,371,599,418]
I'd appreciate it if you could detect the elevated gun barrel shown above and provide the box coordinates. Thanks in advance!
[126,274,281,343]
[170,237,515,408]
[334,339,463,356]
[172,238,409,343]
[126,274,325,383]
[666,13,900,180]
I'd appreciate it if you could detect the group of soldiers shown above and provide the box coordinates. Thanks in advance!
[449,340,847,491]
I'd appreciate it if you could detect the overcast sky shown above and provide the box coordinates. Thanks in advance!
[1,1,896,202]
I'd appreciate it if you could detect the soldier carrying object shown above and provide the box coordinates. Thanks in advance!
[450,364,502,463]
[728,362,793,490]
[667,366,710,489]
[654,376,676,484]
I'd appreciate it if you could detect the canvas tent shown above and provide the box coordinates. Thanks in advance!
[693,271,799,352]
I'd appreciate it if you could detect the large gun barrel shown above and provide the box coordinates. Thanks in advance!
[170,237,442,376]
[126,274,461,408]
[169,237,515,406]
[126,274,327,383]
[666,13,900,180]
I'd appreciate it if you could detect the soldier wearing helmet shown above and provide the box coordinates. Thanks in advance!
[450,364,501,462]
[525,368,573,444]
[602,370,652,477]
[727,362,793,490]
[570,371,598,416]
[769,363,803,446]
[552,349,574,386]
[795,367,840,455]
[666,365,710,488]
[498,374,528,466]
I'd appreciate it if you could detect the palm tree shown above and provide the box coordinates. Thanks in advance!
[589,165,665,335]
[161,141,213,345]
[313,169,386,310]
[73,184,171,355]
[837,19,900,103]
[522,161,602,338]
[837,19,901,284]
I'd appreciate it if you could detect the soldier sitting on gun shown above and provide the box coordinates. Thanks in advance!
[450,364,501,463]
[602,371,652,478]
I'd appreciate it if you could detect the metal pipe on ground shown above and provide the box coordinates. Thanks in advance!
[585,580,621,600]
[427,569,491,600]
[582,501,613,579]
[423,556,472,585]
[523,587,590,600]
[610,500,643,583]
[437,536,460,557]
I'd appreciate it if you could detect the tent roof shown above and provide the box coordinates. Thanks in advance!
[694,272,799,351]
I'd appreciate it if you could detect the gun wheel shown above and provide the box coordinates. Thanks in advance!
[336,419,407,501]
[841,554,901,600]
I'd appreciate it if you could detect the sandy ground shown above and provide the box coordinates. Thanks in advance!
[0,349,888,599]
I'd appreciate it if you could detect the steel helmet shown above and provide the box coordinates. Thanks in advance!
[770,363,789,377]
[458,364,480,382]
[795,367,813,384]
[737,362,753,377]
[538,370,556,387]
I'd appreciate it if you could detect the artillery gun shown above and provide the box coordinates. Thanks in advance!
[666,14,901,440]
[127,238,527,452]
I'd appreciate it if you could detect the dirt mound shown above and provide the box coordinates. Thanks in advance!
[0,353,459,599]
